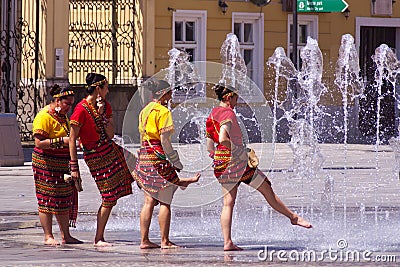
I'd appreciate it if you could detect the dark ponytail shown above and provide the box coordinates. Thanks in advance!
[213,84,236,101]
[50,84,62,98]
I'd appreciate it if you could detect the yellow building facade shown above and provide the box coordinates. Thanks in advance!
[1,0,399,141]
[146,0,400,103]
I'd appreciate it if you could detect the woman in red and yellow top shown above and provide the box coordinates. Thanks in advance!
[69,73,134,247]
[32,84,82,246]
[206,84,312,251]
[133,79,200,249]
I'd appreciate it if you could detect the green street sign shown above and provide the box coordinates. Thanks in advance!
[297,0,349,12]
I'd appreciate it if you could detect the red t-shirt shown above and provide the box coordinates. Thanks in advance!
[70,99,112,150]
[206,106,243,147]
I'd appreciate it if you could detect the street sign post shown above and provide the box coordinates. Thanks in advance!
[297,0,349,12]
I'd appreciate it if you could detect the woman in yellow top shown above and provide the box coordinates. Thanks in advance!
[133,79,200,249]
[32,84,82,246]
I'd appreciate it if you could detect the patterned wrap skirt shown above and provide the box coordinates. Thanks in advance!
[214,146,271,185]
[32,147,78,226]
[133,140,180,194]
[83,141,134,208]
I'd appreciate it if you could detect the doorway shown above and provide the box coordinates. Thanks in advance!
[359,26,397,139]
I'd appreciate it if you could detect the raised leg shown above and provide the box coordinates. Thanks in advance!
[249,174,312,228]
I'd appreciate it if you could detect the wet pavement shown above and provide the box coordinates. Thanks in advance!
[1,143,400,266]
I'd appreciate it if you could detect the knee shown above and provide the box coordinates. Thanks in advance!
[144,197,158,207]
[223,198,236,208]
[159,202,171,209]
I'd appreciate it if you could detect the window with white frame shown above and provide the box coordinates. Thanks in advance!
[173,10,206,62]
[172,10,207,102]
[232,12,264,96]
[288,15,318,68]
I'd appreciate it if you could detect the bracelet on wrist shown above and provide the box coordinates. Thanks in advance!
[69,160,79,172]
[50,137,64,149]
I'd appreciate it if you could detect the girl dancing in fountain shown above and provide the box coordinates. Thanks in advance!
[32,84,82,245]
[133,79,200,249]
[69,73,134,247]
[206,84,312,251]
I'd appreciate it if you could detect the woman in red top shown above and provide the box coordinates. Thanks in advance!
[206,84,312,251]
[69,73,134,247]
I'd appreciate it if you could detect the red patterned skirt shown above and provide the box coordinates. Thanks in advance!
[32,147,78,226]
[83,141,134,208]
[214,145,270,185]
[133,140,179,194]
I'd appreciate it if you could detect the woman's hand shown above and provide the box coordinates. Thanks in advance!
[70,170,83,192]
[98,102,105,115]
[71,170,80,180]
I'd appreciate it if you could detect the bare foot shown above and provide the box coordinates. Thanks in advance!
[161,241,180,249]
[44,237,60,246]
[291,216,312,228]
[62,236,84,244]
[179,173,201,189]
[224,242,243,251]
[94,240,113,247]
[140,241,160,249]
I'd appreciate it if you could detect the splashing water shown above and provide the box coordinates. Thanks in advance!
[380,45,400,178]
[220,33,248,90]
[372,44,400,146]
[268,37,326,220]
[334,34,364,229]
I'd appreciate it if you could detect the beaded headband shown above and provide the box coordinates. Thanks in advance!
[53,90,74,98]
[222,91,237,99]
[89,78,107,88]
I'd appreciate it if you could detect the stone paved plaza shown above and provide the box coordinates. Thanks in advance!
[1,144,400,266]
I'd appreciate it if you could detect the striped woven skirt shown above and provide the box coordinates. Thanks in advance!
[84,141,134,208]
[133,140,179,194]
[32,147,78,226]
[214,146,270,185]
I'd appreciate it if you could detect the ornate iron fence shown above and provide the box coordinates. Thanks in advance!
[69,0,141,85]
[0,0,47,141]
